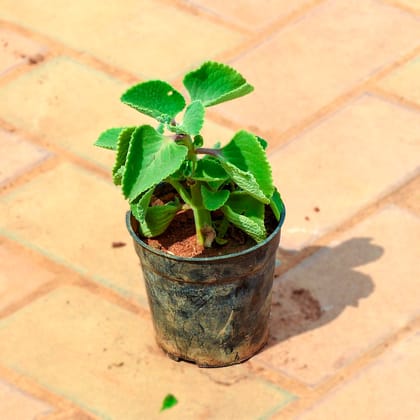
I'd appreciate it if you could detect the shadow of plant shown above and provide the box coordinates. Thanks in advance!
[267,237,384,347]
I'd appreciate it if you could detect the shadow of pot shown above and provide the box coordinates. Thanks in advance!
[126,208,286,367]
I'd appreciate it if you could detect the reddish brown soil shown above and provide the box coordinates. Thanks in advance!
[141,207,278,258]
[290,288,322,321]
[269,285,323,344]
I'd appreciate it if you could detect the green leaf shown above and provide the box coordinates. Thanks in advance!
[194,157,228,182]
[170,160,193,181]
[221,161,268,203]
[256,135,268,150]
[94,127,127,150]
[131,189,181,238]
[121,80,185,123]
[112,127,136,185]
[160,394,178,412]
[168,100,205,136]
[201,185,230,211]
[122,125,188,202]
[215,217,229,244]
[193,135,204,147]
[130,188,153,225]
[270,187,285,222]
[145,200,181,237]
[183,61,254,107]
[220,130,273,202]
[194,157,228,190]
[222,192,266,242]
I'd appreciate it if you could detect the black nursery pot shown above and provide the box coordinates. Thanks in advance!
[126,208,286,367]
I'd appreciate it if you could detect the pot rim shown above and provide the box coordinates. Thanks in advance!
[126,205,286,263]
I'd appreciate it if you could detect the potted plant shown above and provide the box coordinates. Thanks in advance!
[94,61,285,367]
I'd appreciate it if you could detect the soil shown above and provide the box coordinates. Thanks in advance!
[111,241,126,248]
[269,285,323,344]
[138,206,279,258]
[290,288,322,321]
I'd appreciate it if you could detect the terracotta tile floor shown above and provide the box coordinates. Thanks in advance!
[0,1,419,418]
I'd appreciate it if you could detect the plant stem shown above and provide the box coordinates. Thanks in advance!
[195,147,220,157]
[217,216,230,239]
[190,181,215,247]
[168,180,192,206]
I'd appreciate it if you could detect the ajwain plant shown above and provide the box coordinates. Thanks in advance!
[94,61,284,248]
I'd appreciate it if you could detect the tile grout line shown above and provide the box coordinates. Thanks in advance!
[250,360,313,397]
[1,363,104,420]
[0,362,93,418]
[0,234,150,320]
[0,118,113,190]
[275,172,420,277]
[0,0,327,87]
[0,279,59,321]
[0,20,140,84]
[168,0,329,88]
[157,0,253,36]
[213,0,329,63]
[0,152,62,196]
[381,0,420,16]
[368,85,420,113]
[266,43,420,152]
[275,316,420,419]
[0,46,57,88]
[247,315,420,418]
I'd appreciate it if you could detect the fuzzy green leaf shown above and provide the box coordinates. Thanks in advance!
[122,125,188,202]
[220,130,273,202]
[121,81,185,123]
[144,202,181,237]
[94,127,127,150]
[160,394,178,412]
[130,188,153,225]
[222,192,266,242]
[112,127,136,185]
[221,161,268,203]
[201,185,229,211]
[183,61,254,107]
[270,187,285,222]
[168,100,205,136]
[131,189,181,238]
[194,157,228,182]
[195,157,228,190]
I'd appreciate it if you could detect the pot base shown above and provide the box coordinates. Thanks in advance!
[156,329,269,368]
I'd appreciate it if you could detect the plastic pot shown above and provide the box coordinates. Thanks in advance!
[126,208,285,367]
